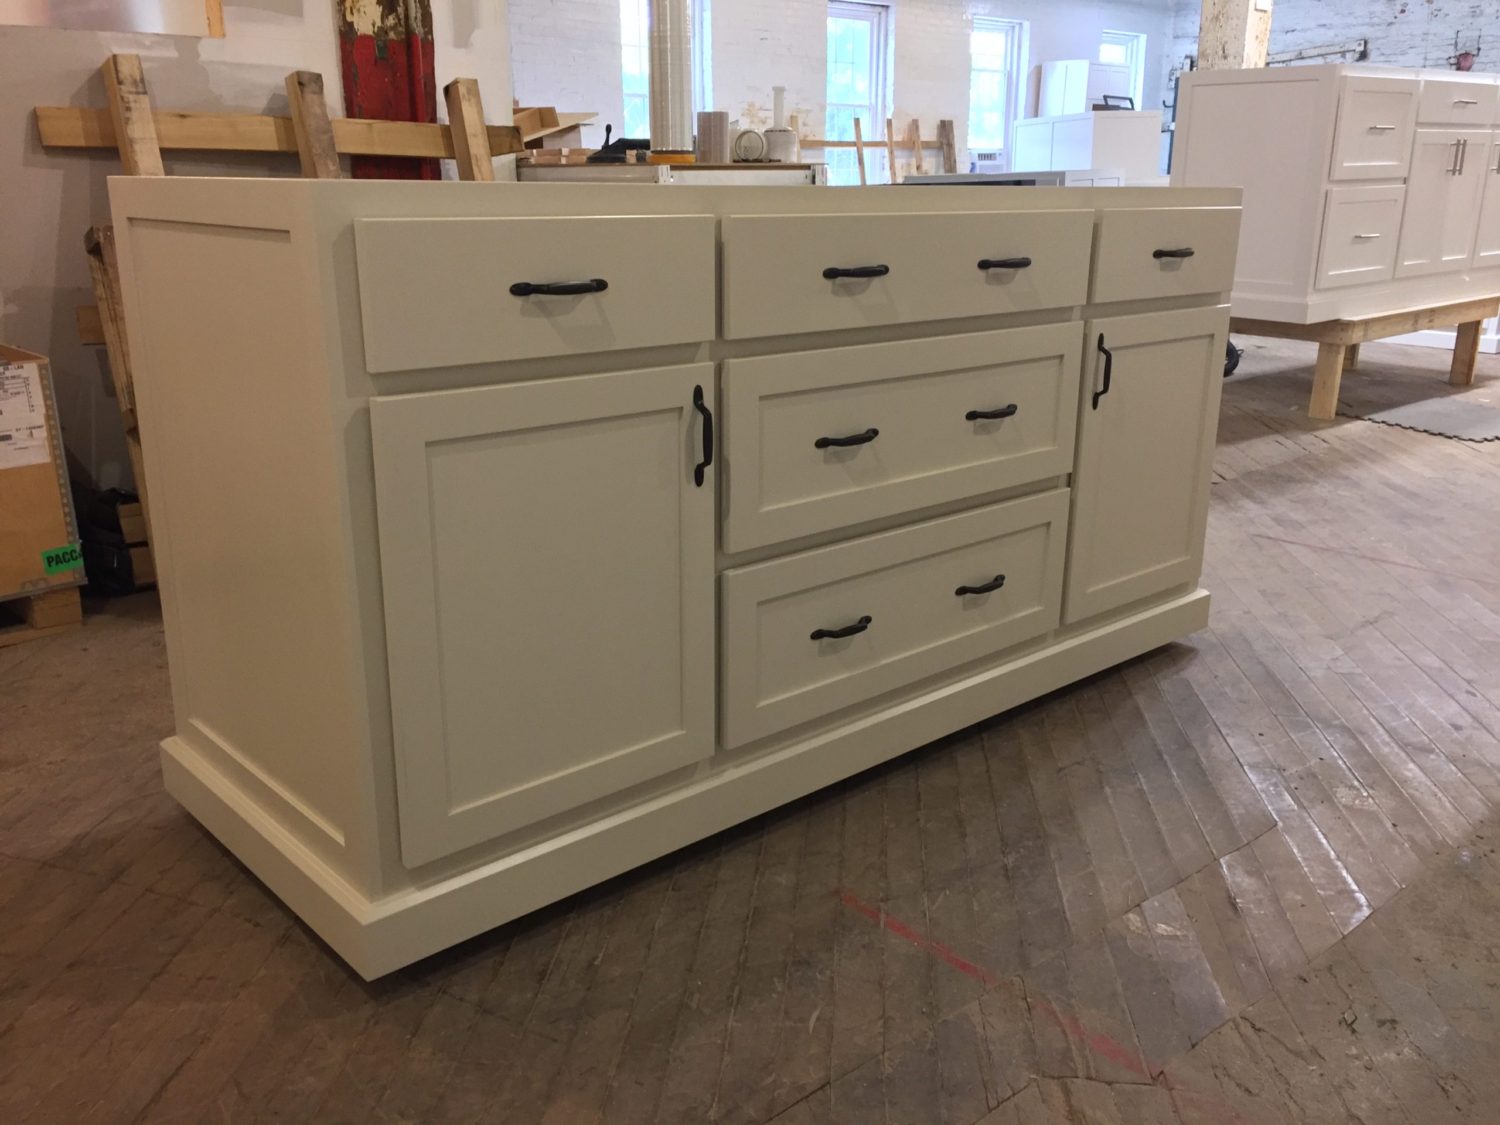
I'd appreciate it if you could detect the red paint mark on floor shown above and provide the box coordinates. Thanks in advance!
[836,889,1262,1125]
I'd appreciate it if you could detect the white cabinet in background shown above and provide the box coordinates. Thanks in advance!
[1176,63,1500,324]
[111,178,1237,979]
[1012,111,1162,182]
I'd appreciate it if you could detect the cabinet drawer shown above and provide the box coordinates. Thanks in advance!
[721,210,1093,340]
[722,324,1082,552]
[1090,207,1239,303]
[1331,77,1417,180]
[1316,185,1404,290]
[721,490,1068,748]
[354,215,716,373]
[1418,79,1498,126]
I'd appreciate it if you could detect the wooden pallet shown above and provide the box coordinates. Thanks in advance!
[1231,295,1500,420]
[0,588,83,648]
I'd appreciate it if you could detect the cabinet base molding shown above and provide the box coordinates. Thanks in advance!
[163,588,1209,980]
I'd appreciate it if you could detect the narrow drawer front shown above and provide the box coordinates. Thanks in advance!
[721,210,1093,339]
[722,324,1082,552]
[1317,185,1404,290]
[721,490,1069,748]
[1090,207,1240,303]
[1418,79,1499,126]
[354,215,716,373]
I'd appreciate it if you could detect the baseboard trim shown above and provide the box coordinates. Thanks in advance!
[162,588,1211,979]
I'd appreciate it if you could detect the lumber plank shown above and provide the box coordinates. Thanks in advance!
[852,117,867,185]
[885,117,898,184]
[909,118,926,175]
[937,118,958,175]
[1450,320,1482,386]
[76,305,105,347]
[99,54,164,176]
[443,78,495,181]
[284,71,340,179]
[35,105,524,160]
[1309,341,1346,421]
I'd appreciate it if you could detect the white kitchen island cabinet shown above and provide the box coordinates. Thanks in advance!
[110,179,1239,978]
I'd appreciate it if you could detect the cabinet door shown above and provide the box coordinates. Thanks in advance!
[371,365,716,866]
[1395,128,1489,278]
[1472,133,1500,267]
[1065,306,1227,625]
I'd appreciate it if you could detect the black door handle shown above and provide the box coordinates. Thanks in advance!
[966,403,1019,422]
[1093,334,1113,410]
[815,427,879,449]
[1152,248,1195,260]
[510,278,609,296]
[822,265,890,280]
[956,574,1006,596]
[692,384,713,487]
[977,257,1033,270]
[811,615,872,641]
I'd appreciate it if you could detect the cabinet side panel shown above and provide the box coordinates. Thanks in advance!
[1175,77,1326,312]
[119,217,362,872]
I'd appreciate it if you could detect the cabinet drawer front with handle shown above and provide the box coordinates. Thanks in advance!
[721,490,1068,748]
[721,210,1093,339]
[354,215,716,373]
[1089,207,1240,303]
[1331,77,1418,180]
[1418,79,1499,126]
[1317,185,1405,289]
[722,324,1082,551]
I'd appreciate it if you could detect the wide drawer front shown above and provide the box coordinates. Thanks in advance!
[721,210,1094,339]
[1090,207,1239,303]
[1418,79,1499,126]
[1317,185,1404,290]
[722,324,1082,552]
[721,490,1069,748]
[354,215,717,373]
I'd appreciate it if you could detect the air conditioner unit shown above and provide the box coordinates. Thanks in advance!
[970,149,1005,173]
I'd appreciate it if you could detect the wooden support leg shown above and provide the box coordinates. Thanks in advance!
[1343,343,1360,370]
[1451,320,1482,386]
[1309,341,1346,421]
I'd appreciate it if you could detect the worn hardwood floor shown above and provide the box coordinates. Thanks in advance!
[4,337,1500,1124]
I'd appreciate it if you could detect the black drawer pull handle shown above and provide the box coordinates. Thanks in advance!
[1152,247,1195,260]
[811,615,873,641]
[966,403,1019,422]
[509,278,609,296]
[815,427,879,449]
[956,574,1006,597]
[822,265,890,280]
[692,384,713,487]
[1093,334,1113,410]
[977,257,1033,270]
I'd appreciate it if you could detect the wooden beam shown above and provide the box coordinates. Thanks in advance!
[852,117,867,185]
[1232,297,1500,346]
[35,105,524,160]
[204,0,225,38]
[909,119,926,175]
[443,78,495,181]
[1198,0,1274,70]
[284,71,341,179]
[885,117,898,184]
[937,118,958,174]
[1451,320,1483,386]
[76,305,105,346]
[99,54,163,175]
[1309,341,1345,421]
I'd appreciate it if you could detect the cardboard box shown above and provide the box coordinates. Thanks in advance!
[0,345,84,601]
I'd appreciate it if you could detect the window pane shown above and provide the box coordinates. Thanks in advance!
[1098,42,1128,65]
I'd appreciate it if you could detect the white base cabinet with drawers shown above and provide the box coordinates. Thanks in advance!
[1174,63,1500,324]
[110,179,1238,978]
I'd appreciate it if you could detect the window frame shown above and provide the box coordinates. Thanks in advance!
[825,0,892,185]
[1098,29,1147,111]
[620,0,713,140]
[966,16,1028,157]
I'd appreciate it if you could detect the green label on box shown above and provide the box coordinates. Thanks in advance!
[41,543,84,575]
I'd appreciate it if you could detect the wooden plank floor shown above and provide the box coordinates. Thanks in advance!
[4,337,1500,1123]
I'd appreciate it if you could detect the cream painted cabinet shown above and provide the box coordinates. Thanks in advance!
[370,365,717,865]
[1471,134,1500,266]
[1066,306,1227,624]
[1395,128,1489,278]
[110,178,1238,979]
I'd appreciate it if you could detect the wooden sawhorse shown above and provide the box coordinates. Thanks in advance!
[1231,295,1500,420]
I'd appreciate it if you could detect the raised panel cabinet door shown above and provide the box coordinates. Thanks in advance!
[1330,77,1418,181]
[1395,128,1489,278]
[1065,306,1228,625]
[370,364,717,866]
[1471,134,1500,266]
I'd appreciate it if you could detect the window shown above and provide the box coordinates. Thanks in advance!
[968,17,1027,155]
[620,0,713,140]
[826,1,890,185]
[1096,30,1147,110]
